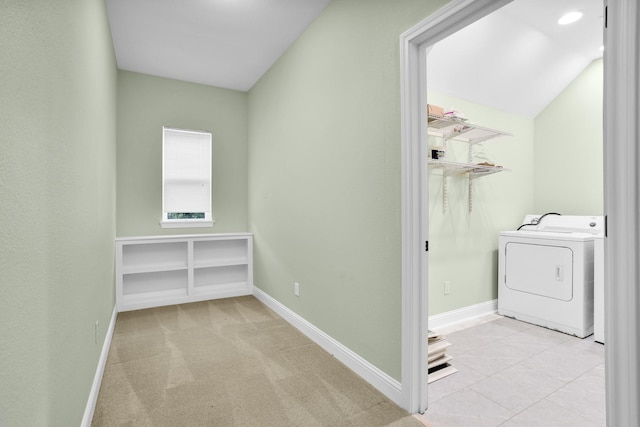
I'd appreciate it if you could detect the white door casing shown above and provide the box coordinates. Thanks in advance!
[603,1,640,425]
[399,0,512,413]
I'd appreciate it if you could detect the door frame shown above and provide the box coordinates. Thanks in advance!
[400,0,640,422]
[602,1,640,425]
[399,0,513,413]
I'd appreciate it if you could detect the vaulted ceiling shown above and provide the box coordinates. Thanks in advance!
[105,0,331,91]
[105,0,603,117]
[427,0,603,118]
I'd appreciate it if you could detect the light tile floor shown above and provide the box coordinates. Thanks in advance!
[416,315,605,427]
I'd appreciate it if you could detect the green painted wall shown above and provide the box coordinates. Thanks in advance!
[534,59,603,215]
[248,0,447,381]
[426,92,535,315]
[117,71,248,237]
[0,0,117,425]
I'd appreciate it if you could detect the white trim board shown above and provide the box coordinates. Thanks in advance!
[252,286,403,406]
[81,306,117,427]
[603,1,640,424]
[428,299,498,333]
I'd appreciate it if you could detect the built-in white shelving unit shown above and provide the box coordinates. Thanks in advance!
[427,114,512,212]
[116,233,253,312]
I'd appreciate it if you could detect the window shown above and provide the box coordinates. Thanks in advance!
[161,127,214,228]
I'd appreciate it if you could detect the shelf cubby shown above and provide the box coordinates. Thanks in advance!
[193,239,248,268]
[122,242,188,273]
[122,269,189,295]
[194,264,248,288]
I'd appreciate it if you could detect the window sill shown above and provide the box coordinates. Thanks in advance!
[160,220,215,229]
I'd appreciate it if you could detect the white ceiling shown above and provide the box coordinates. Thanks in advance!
[105,0,331,91]
[427,0,604,118]
[105,0,603,115]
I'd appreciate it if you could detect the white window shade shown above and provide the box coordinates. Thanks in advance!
[162,127,212,223]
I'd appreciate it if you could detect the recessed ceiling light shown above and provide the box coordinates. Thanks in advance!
[558,11,583,25]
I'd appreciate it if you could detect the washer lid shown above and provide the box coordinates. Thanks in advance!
[500,229,597,242]
[508,214,604,237]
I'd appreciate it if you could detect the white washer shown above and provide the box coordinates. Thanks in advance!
[498,215,604,338]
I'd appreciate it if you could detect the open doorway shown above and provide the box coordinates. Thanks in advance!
[424,3,605,423]
[425,0,604,321]
[400,0,640,423]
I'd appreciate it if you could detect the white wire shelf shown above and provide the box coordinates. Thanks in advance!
[427,114,512,144]
[427,159,511,178]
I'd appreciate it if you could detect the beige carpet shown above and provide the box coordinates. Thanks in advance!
[92,296,424,426]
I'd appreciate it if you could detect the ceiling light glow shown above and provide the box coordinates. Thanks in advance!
[558,11,583,25]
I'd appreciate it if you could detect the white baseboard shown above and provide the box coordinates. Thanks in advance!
[252,286,403,406]
[81,306,117,427]
[428,299,498,333]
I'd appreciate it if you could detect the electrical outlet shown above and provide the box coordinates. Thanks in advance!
[444,281,451,295]
[294,282,300,297]
[95,321,100,344]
